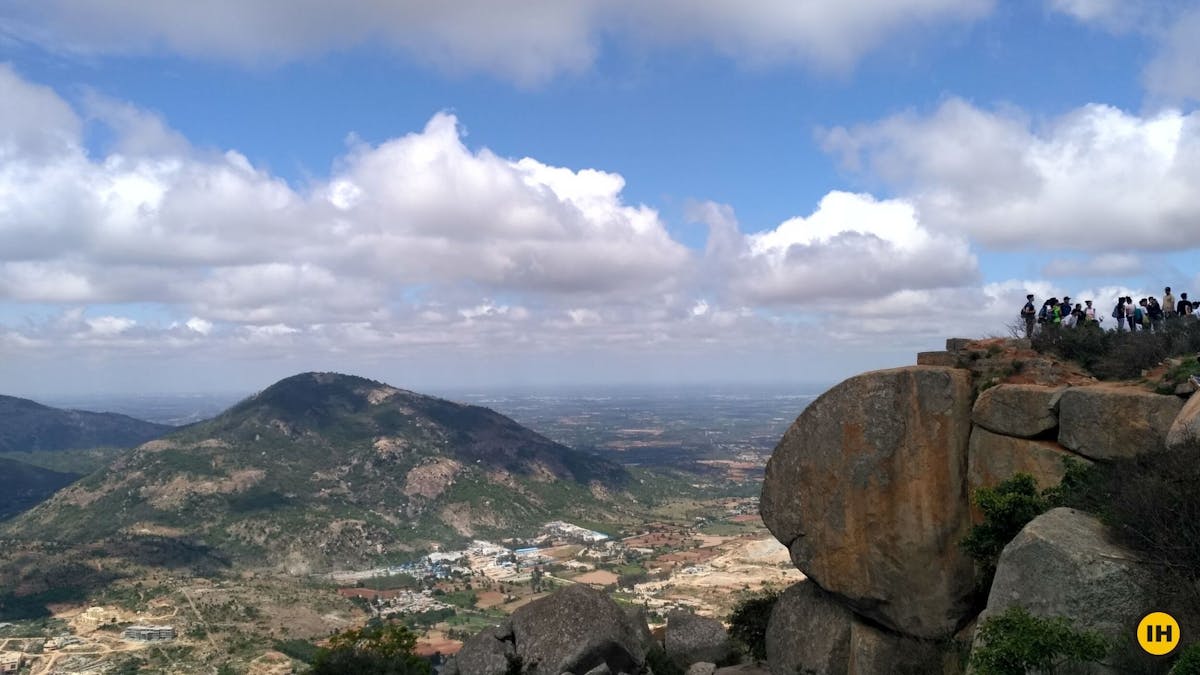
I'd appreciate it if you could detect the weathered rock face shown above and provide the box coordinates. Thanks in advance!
[1167,390,1200,452]
[917,351,962,368]
[766,581,853,675]
[847,620,963,675]
[976,508,1154,674]
[967,428,1086,513]
[1058,386,1182,460]
[766,581,963,675]
[761,367,976,637]
[971,384,1065,438]
[664,611,732,667]
[448,585,649,675]
[446,626,513,675]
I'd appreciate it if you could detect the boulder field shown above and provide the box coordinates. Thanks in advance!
[760,338,1191,674]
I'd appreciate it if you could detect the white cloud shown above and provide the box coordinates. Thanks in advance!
[184,317,213,335]
[697,192,979,305]
[0,65,690,326]
[822,98,1200,251]
[1144,7,1200,102]
[2,0,992,84]
[1042,253,1144,278]
[1046,0,1200,102]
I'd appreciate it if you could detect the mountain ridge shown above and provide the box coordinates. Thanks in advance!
[0,394,173,454]
[2,372,634,571]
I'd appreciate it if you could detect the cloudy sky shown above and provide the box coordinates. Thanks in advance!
[1,0,1199,396]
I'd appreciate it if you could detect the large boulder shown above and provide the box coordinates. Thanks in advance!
[847,620,963,675]
[445,625,514,675]
[967,428,1087,516]
[761,367,976,637]
[664,611,732,667]
[971,384,1065,438]
[1058,386,1182,460]
[450,585,648,675]
[975,508,1155,673]
[765,581,962,675]
[765,581,853,675]
[1166,390,1200,452]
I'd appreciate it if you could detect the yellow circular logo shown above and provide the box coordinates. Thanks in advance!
[1138,612,1180,655]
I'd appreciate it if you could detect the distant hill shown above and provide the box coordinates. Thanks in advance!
[0,457,78,520]
[0,395,173,453]
[3,373,634,571]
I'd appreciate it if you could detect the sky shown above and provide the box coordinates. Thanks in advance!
[1,0,1200,397]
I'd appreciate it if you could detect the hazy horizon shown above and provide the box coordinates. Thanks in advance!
[2,2,1199,397]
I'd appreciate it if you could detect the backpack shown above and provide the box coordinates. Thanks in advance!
[1112,305,1121,319]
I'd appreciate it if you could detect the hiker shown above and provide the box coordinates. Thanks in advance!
[1125,296,1136,331]
[1113,297,1127,331]
[1181,293,1195,318]
[1084,300,1098,325]
[1165,287,1177,319]
[1021,294,1037,338]
[1134,299,1146,332]
[1148,297,1164,332]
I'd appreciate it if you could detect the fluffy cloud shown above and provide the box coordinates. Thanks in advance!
[698,192,978,305]
[822,98,1200,251]
[1144,7,1200,102]
[0,65,689,326]
[2,0,992,83]
[1046,0,1200,102]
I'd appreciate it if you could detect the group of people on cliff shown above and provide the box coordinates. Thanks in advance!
[1020,286,1196,338]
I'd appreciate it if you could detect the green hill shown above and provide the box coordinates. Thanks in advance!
[0,394,172,453]
[0,457,78,521]
[2,373,634,571]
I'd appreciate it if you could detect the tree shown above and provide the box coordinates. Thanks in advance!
[312,622,431,675]
[970,606,1107,675]
[728,590,780,661]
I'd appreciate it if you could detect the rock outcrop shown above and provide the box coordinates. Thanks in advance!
[971,384,1065,438]
[967,428,1086,508]
[1166,390,1200,452]
[976,508,1155,673]
[664,611,733,667]
[1058,386,1182,460]
[446,585,649,675]
[761,366,976,637]
[766,580,960,675]
[765,581,853,675]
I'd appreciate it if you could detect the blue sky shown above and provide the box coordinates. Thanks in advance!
[0,0,1198,396]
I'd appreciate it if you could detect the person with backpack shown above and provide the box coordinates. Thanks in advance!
[1148,297,1164,332]
[1021,294,1037,338]
[1113,297,1127,331]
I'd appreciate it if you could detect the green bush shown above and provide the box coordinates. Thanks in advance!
[312,622,430,675]
[970,606,1107,675]
[1032,319,1200,381]
[962,474,1047,578]
[1173,643,1200,674]
[727,590,779,661]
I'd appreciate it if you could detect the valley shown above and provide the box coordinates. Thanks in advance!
[0,379,819,673]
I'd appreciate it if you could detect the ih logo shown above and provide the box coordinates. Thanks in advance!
[1138,612,1180,656]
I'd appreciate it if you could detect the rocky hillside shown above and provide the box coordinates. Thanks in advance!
[0,394,172,453]
[1,372,633,571]
[756,337,1197,673]
[0,457,78,521]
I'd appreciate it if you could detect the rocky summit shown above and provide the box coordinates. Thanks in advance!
[755,337,1198,673]
[1,372,633,570]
